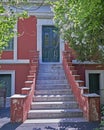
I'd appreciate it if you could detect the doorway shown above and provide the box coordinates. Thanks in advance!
[42,26,60,62]
[0,74,11,97]
[89,73,100,95]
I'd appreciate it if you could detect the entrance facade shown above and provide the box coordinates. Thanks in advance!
[37,19,64,63]
[42,26,60,62]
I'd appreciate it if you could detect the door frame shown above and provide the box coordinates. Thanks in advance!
[42,25,60,62]
[85,70,104,104]
[88,73,100,94]
[37,19,64,63]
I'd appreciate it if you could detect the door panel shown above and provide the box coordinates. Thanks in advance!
[42,26,60,62]
[89,73,100,95]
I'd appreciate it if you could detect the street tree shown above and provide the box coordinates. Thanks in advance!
[50,0,104,63]
[0,0,29,53]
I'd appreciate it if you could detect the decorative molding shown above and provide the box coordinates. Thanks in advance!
[14,23,18,60]
[29,12,54,19]
[37,18,64,63]
[72,60,98,64]
[0,60,30,64]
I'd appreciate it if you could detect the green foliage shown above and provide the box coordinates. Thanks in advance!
[95,106,104,130]
[50,0,104,63]
[100,106,104,126]
[0,0,28,53]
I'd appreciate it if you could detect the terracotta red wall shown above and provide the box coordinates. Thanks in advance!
[0,16,37,94]
[1,51,13,59]
[1,64,30,94]
[64,43,77,60]
[74,64,104,84]
[17,16,37,59]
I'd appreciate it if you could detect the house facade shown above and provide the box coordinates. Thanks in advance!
[0,1,104,108]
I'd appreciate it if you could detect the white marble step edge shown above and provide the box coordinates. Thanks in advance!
[28,109,82,113]
[24,118,87,124]
[35,89,72,95]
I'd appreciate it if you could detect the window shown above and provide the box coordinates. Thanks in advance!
[3,38,14,51]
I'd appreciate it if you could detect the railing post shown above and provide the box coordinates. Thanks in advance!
[62,50,101,122]
[83,94,101,122]
[11,94,27,123]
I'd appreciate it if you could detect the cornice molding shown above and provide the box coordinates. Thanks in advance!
[29,12,54,19]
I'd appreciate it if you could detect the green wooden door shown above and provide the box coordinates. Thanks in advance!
[89,73,100,95]
[0,74,11,97]
[42,26,60,62]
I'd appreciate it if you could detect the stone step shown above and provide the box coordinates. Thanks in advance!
[27,64,85,123]
[69,66,75,70]
[36,83,69,87]
[38,69,65,73]
[33,95,75,102]
[36,84,69,90]
[31,101,78,109]
[39,64,63,69]
[73,75,80,80]
[36,87,69,90]
[76,80,84,87]
[36,86,69,90]
[71,70,78,75]
[38,65,64,70]
[37,75,66,80]
[28,109,83,119]
[39,65,63,69]
[24,117,87,123]
[35,89,72,95]
[36,80,68,84]
[37,73,66,77]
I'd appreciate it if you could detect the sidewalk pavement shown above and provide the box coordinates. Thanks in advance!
[0,107,100,130]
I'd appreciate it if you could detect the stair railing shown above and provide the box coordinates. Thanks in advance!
[62,51,101,122]
[10,51,39,123]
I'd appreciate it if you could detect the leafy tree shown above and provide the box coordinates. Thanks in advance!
[0,0,28,53]
[50,0,104,63]
[0,0,48,54]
